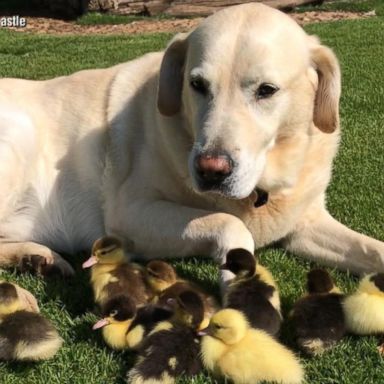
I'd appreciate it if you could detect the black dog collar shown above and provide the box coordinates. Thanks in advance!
[254,188,269,208]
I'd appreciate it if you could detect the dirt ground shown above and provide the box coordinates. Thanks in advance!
[2,10,375,35]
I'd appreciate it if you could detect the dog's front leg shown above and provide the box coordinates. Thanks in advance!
[109,200,255,286]
[0,239,74,277]
[283,208,384,274]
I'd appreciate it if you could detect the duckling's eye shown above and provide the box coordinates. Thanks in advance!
[110,310,118,317]
[214,324,222,330]
[256,83,279,100]
[100,250,107,255]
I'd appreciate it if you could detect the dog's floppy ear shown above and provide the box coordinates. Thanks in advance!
[157,33,189,116]
[309,37,341,133]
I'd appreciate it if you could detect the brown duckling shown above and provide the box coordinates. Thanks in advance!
[145,260,178,294]
[83,236,151,307]
[127,290,204,384]
[146,260,219,329]
[0,282,62,361]
[290,269,346,356]
[93,295,137,350]
[93,295,173,350]
[0,279,39,313]
[221,248,282,336]
[126,304,174,350]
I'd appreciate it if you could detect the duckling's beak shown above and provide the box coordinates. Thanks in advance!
[82,255,98,269]
[92,318,110,330]
[198,325,212,336]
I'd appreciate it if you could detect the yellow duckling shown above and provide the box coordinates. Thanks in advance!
[127,290,204,384]
[343,273,384,338]
[146,260,219,329]
[290,269,346,355]
[221,248,281,335]
[200,308,304,384]
[83,236,151,307]
[0,282,63,361]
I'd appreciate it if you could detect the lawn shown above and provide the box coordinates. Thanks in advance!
[0,14,384,384]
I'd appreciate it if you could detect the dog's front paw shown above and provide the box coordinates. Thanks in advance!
[20,254,47,275]
[19,250,74,278]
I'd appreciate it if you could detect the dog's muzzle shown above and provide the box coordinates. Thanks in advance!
[194,150,234,190]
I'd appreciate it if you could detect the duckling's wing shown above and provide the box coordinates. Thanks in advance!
[132,324,202,381]
[109,264,149,305]
[226,279,281,335]
[292,294,346,341]
[0,335,14,360]
[0,311,61,361]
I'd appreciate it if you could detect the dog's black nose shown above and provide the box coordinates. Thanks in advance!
[194,151,234,186]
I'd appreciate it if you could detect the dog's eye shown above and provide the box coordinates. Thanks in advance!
[190,77,208,95]
[256,83,279,100]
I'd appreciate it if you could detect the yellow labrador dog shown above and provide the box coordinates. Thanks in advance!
[0,4,383,281]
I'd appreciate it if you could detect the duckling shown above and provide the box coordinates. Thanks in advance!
[200,308,304,384]
[126,304,174,350]
[343,273,384,342]
[145,260,178,294]
[290,269,346,356]
[93,295,137,350]
[0,279,39,313]
[221,248,281,336]
[93,295,173,350]
[83,236,151,307]
[0,282,63,361]
[146,260,219,329]
[127,290,204,384]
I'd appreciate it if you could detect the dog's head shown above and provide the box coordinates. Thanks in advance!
[157,3,341,199]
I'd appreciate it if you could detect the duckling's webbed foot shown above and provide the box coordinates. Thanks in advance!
[297,337,336,356]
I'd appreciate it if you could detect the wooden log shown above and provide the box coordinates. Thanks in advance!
[107,0,324,16]
[162,0,322,17]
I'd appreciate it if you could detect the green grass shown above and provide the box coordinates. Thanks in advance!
[294,0,384,16]
[0,15,384,384]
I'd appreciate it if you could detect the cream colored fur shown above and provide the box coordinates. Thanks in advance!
[343,276,384,335]
[14,332,63,361]
[0,4,383,283]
